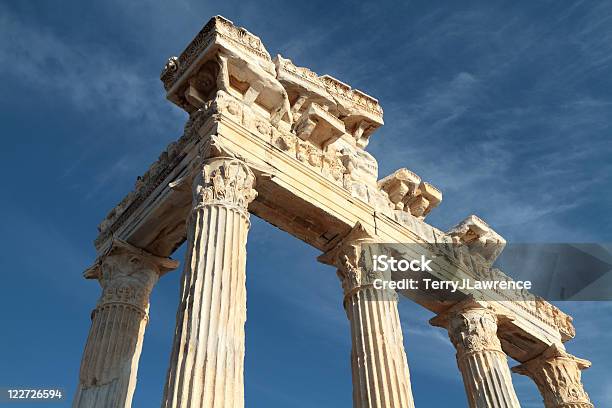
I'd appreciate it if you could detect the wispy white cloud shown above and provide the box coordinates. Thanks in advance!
[0,3,189,204]
[363,5,612,242]
[0,4,183,128]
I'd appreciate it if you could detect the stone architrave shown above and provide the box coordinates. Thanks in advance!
[512,344,593,408]
[74,240,178,408]
[161,156,257,408]
[319,223,416,408]
[430,298,521,408]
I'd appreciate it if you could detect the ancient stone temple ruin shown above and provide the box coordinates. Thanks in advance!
[74,16,594,408]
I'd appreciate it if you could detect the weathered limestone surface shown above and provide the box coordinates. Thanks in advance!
[79,14,595,408]
[447,215,506,265]
[74,240,178,408]
[513,344,593,408]
[378,168,442,221]
[161,156,257,408]
[431,299,521,408]
[319,224,416,408]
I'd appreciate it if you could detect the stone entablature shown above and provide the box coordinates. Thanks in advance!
[95,15,574,343]
[160,16,272,104]
[93,102,574,348]
[161,16,383,140]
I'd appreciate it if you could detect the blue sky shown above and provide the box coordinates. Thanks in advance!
[1,0,611,406]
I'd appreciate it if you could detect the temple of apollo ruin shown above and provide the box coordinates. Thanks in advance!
[73,16,595,408]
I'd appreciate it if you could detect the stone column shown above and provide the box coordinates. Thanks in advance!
[512,344,593,408]
[74,240,178,408]
[318,223,416,408]
[161,157,257,408]
[430,299,521,408]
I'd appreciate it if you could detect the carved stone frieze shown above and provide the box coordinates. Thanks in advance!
[332,138,394,215]
[213,88,243,119]
[211,89,348,188]
[535,299,576,341]
[339,144,378,186]
[296,139,322,167]
[271,128,297,154]
[321,146,345,183]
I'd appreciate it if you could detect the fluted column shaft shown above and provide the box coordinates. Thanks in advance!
[513,344,593,408]
[74,241,178,408]
[319,224,415,408]
[345,286,415,408]
[162,157,257,408]
[431,300,521,408]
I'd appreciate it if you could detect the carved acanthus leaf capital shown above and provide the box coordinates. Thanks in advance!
[512,344,593,407]
[84,239,179,312]
[318,223,390,297]
[192,157,257,212]
[431,298,505,357]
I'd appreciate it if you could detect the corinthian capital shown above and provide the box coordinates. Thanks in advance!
[431,298,504,357]
[318,222,389,297]
[84,239,179,312]
[512,344,593,408]
[192,157,258,211]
